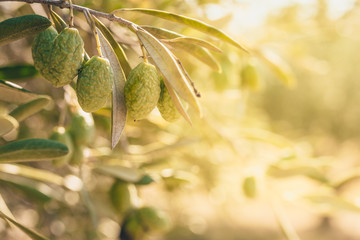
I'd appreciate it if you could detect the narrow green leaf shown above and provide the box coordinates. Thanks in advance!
[143,26,222,72]
[116,8,248,52]
[136,28,201,116]
[49,10,67,33]
[332,168,360,191]
[305,195,360,213]
[267,165,328,183]
[161,37,222,53]
[0,15,52,46]
[163,40,221,72]
[94,16,132,76]
[0,210,49,240]
[0,80,39,104]
[0,175,54,203]
[96,28,127,149]
[141,25,182,39]
[94,165,143,183]
[9,96,51,122]
[0,64,38,80]
[0,193,16,228]
[0,115,18,136]
[254,49,296,88]
[239,127,293,148]
[0,163,63,185]
[0,138,69,162]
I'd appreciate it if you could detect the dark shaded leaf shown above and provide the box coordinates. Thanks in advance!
[0,64,37,80]
[0,15,51,46]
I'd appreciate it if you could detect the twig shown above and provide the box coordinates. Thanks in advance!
[0,0,137,29]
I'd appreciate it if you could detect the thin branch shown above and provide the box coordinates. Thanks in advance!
[0,0,138,29]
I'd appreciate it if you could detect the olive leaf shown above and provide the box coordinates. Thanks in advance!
[254,49,296,88]
[239,127,293,148]
[142,26,222,53]
[305,195,360,213]
[0,163,63,185]
[96,27,127,149]
[0,139,69,163]
[115,8,248,52]
[135,28,201,116]
[161,37,222,53]
[0,210,49,240]
[93,16,132,76]
[142,26,221,72]
[9,96,51,122]
[141,25,183,39]
[267,165,328,183]
[0,174,56,203]
[0,64,38,81]
[0,193,16,228]
[49,10,67,33]
[0,80,39,104]
[0,115,18,137]
[0,15,52,46]
[94,164,143,183]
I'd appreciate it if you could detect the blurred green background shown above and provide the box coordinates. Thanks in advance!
[1,0,360,239]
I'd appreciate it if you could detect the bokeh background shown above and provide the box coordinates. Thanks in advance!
[1,0,360,239]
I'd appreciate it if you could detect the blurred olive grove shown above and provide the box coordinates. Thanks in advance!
[1,0,360,240]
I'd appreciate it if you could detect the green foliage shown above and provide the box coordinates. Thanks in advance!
[0,15,51,46]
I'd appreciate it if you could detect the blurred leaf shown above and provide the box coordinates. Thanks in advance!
[0,173,55,203]
[116,8,248,52]
[9,96,51,122]
[0,80,40,104]
[136,28,201,116]
[94,165,143,183]
[254,49,296,88]
[332,168,360,191]
[0,115,18,136]
[96,27,127,149]
[0,64,37,80]
[0,15,51,46]
[0,138,69,163]
[0,210,49,240]
[305,195,360,213]
[161,37,222,53]
[49,9,67,33]
[94,16,132,76]
[267,165,328,183]
[0,193,15,228]
[240,127,293,148]
[242,176,257,199]
[0,163,63,185]
[135,174,155,185]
